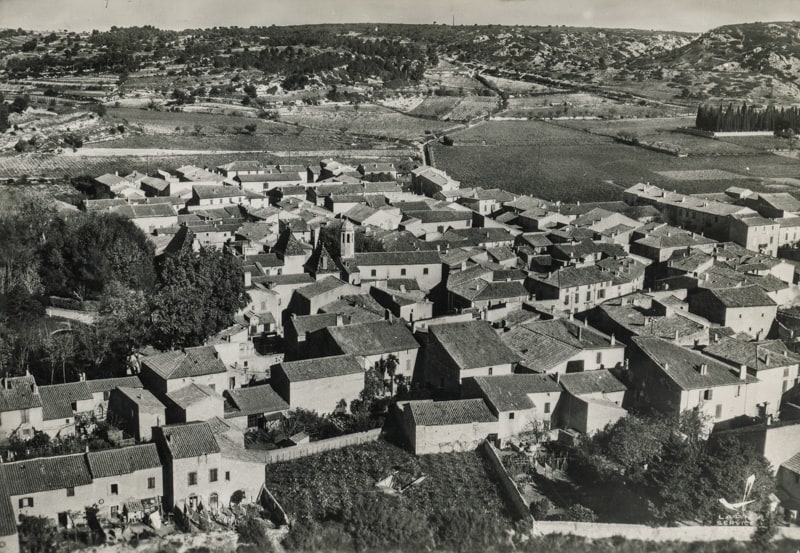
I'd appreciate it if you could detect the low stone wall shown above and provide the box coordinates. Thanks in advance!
[535,520,800,542]
[480,441,532,521]
[262,428,382,465]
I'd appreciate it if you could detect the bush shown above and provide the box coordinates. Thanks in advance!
[530,497,552,520]
[565,504,597,523]
[237,515,274,551]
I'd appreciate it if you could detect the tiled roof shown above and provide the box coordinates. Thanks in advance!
[470,374,560,411]
[449,278,528,302]
[0,377,41,413]
[112,203,176,219]
[39,381,92,420]
[85,376,143,394]
[703,338,800,372]
[2,453,92,495]
[327,320,419,356]
[223,385,289,417]
[193,184,246,199]
[354,250,441,266]
[704,285,776,308]
[782,451,800,474]
[403,210,472,223]
[278,355,363,382]
[158,421,220,459]
[756,193,800,213]
[430,320,519,370]
[632,336,756,391]
[0,479,16,538]
[114,387,165,411]
[295,276,350,300]
[289,312,342,336]
[142,346,227,380]
[535,266,611,289]
[558,369,627,395]
[166,383,218,409]
[407,399,497,426]
[86,444,161,479]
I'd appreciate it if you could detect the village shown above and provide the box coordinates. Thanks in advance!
[2,152,800,551]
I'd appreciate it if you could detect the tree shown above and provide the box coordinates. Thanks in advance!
[10,95,30,114]
[18,515,57,553]
[149,247,249,350]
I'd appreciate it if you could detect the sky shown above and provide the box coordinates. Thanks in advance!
[0,0,797,33]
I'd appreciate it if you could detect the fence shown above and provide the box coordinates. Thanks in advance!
[261,428,382,465]
[480,441,533,521]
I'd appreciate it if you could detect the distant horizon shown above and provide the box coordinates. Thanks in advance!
[0,0,798,34]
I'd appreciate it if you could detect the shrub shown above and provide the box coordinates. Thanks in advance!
[565,504,597,523]
[237,514,274,551]
[530,497,552,520]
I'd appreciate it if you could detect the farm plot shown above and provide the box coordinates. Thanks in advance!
[556,117,758,156]
[264,439,512,525]
[450,120,611,146]
[409,96,461,119]
[481,74,561,95]
[279,104,454,140]
[655,169,749,181]
[432,120,800,202]
[449,96,499,121]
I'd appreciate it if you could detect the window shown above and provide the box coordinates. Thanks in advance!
[544,402,551,414]
[111,506,119,517]
[597,289,605,300]
[147,477,156,490]
[564,295,570,305]
[574,293,579,304]
[66,487,75,497]
[715,404,723,419]
[209,468,218,482]
[20,409,29,424]
[70,401,77,411]
[188,472,198,486]
[784,368,790,378]
[423,268,429,275]
[103,391,111,401]
[735,385,741,397]
[371,269,377,277]
[19,498,33,508]
[110,483,119,495]
[586,291,592,302]
[225,471,231,482]
[509,412,515,420]
[400,268,407,276]
[596,352,602,365]
[703,389,713,401]
[488,367,493,376]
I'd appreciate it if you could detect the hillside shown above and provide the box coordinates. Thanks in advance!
[630,21,800,102]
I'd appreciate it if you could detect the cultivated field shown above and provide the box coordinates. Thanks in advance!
[408,97,461,119]
[278,104,455,141]
[499,92,687,119]
[449,96,499,121]
[100,107,408,151]
[263,440,512,524]
[0,151,416,179]
[433,119,800,202]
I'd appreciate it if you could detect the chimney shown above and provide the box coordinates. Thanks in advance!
[739,364,747,381]
[79,372,86,382]
[610,334,616,346]
[584,318,588,328]
[699,363,708,376]
[555,372,561,384]
[336,314,344,327]
[664,362,669,371]
[577,326,583,341]
[764,352,770,366]
[244,270,252,287]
